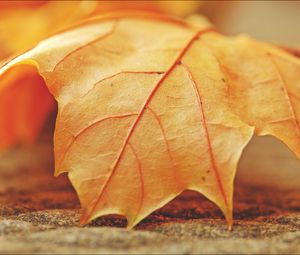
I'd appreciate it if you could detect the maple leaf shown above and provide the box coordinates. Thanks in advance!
[1,13,300,229]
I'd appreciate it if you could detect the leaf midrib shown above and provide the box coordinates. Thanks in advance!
[81,27,216,224]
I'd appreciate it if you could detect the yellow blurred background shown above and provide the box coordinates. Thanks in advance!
[1,1,300,60]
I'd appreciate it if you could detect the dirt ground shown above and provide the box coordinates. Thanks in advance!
[1,141,300,254]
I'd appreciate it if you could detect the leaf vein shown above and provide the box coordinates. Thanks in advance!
[57,112,138,171]
[52,20,119,72]
[147,106,181,189]
[128,143,144,227]
[83,71,164,97]
[268,53,300,138]
[182,63,228,207]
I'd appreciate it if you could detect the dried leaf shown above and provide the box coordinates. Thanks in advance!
[1,13,300,228]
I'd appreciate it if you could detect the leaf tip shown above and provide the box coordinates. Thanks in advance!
[79,211,90,226]
[224,207,233,231]
[53,171,60,178]
[126,217,140,230]
[227,218,233,231]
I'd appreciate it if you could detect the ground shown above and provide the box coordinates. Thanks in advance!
[1,141,300,254]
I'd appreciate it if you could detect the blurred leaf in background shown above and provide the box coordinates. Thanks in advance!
[0,0,201,61]
[0,0,203,150]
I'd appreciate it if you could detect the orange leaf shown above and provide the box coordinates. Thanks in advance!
[1,13,300,229]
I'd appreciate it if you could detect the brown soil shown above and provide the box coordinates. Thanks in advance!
[1,143,300,254]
